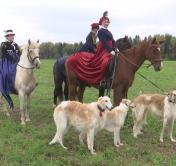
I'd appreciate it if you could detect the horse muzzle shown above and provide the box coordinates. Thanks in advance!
[35,60,41,69]
[153,62,163,71]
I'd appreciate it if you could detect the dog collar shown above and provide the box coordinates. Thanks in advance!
[97,104,105,117]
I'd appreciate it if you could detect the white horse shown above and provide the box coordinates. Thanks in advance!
[15,39,41,125]
[0,39,41,124]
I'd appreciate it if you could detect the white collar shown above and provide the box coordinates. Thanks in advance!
[6,40,14,44]
[101,26,108,30]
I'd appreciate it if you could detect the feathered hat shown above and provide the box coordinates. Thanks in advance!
[99,11,110,25]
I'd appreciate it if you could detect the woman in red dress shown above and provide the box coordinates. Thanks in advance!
[67,11,116,85]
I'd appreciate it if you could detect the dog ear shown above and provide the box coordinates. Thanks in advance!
[129,102,136,108]
[122,99,128,105]
[98,97,103,102]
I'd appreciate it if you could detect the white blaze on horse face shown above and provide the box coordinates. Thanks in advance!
[157,47,161,51]
[31,47,41,68]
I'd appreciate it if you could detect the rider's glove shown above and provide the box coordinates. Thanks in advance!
[110,51,115,56]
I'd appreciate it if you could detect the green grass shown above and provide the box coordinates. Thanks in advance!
[1,60,176,166]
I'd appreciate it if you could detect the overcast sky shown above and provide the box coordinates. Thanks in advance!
[0,0,175,44]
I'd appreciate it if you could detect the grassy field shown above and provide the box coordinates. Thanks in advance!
[1,60,176,166]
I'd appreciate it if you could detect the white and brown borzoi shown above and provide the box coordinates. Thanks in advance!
[132,91,176,142]
[49,96,113,155]
[104,99,135,147]
[79,99,135,148]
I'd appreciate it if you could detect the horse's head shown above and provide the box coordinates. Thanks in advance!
[116,36,132,51]
[145,37,164,71]
[24,39,41,69]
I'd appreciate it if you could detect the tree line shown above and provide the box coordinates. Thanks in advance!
[0,34,176,60]
[39,34,176,60]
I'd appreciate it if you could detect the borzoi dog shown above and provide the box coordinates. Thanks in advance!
[132,90,176,142]
[49,96,113,154]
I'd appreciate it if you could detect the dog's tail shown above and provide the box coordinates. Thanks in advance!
[53,101,68,127]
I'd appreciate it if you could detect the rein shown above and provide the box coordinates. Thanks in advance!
[17,47,39,70]
[119,54,165,92]
[137,72,165,92]
[106,48,164,97]
[17,64,35,69]
[119,48,163,69]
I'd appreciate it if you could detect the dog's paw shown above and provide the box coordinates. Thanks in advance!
[160,138,164,143]
[171,138,176,142]
[138,131,143,135]
[119,143,124,146]
[115,144,120,148]
[21,121,26,125]
[25,118,31,122]
[133,133,138,138]
[5,112,10,117]
[91,150,96,155]
[49,141,54,145]
[61,145,68,150]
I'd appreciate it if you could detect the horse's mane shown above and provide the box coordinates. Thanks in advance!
[120,39,149,56]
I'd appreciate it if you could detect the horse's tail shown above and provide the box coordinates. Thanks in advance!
[53,61,64,106]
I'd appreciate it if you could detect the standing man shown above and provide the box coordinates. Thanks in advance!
[0,30,21,109]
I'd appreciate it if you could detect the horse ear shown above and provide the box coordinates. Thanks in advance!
[152,37,157,44]
[158,39,165,45]
[28,39,31,45]
[37,39,39,43]
[124,36,128,41]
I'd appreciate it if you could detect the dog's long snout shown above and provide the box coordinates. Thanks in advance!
[107,102,113,110]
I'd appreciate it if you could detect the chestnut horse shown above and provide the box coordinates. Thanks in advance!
[53,36,132,106]
[66,37,164,106]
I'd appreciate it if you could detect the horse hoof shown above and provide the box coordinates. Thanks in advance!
[25,118,31,122]
[21,121,26,125]
[5,112,10,117]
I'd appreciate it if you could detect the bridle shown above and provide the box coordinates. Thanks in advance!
[18,47,39,69]
[119,46,163,69]
[27,48,39,64]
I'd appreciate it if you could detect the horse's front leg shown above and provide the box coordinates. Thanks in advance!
[123,87,129,99]
[25,95,31,122]
[67,76,77,101]
[99,87,105,97]
[64,81,69,100]
[19,92,25,125]
[113,86,123,106]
